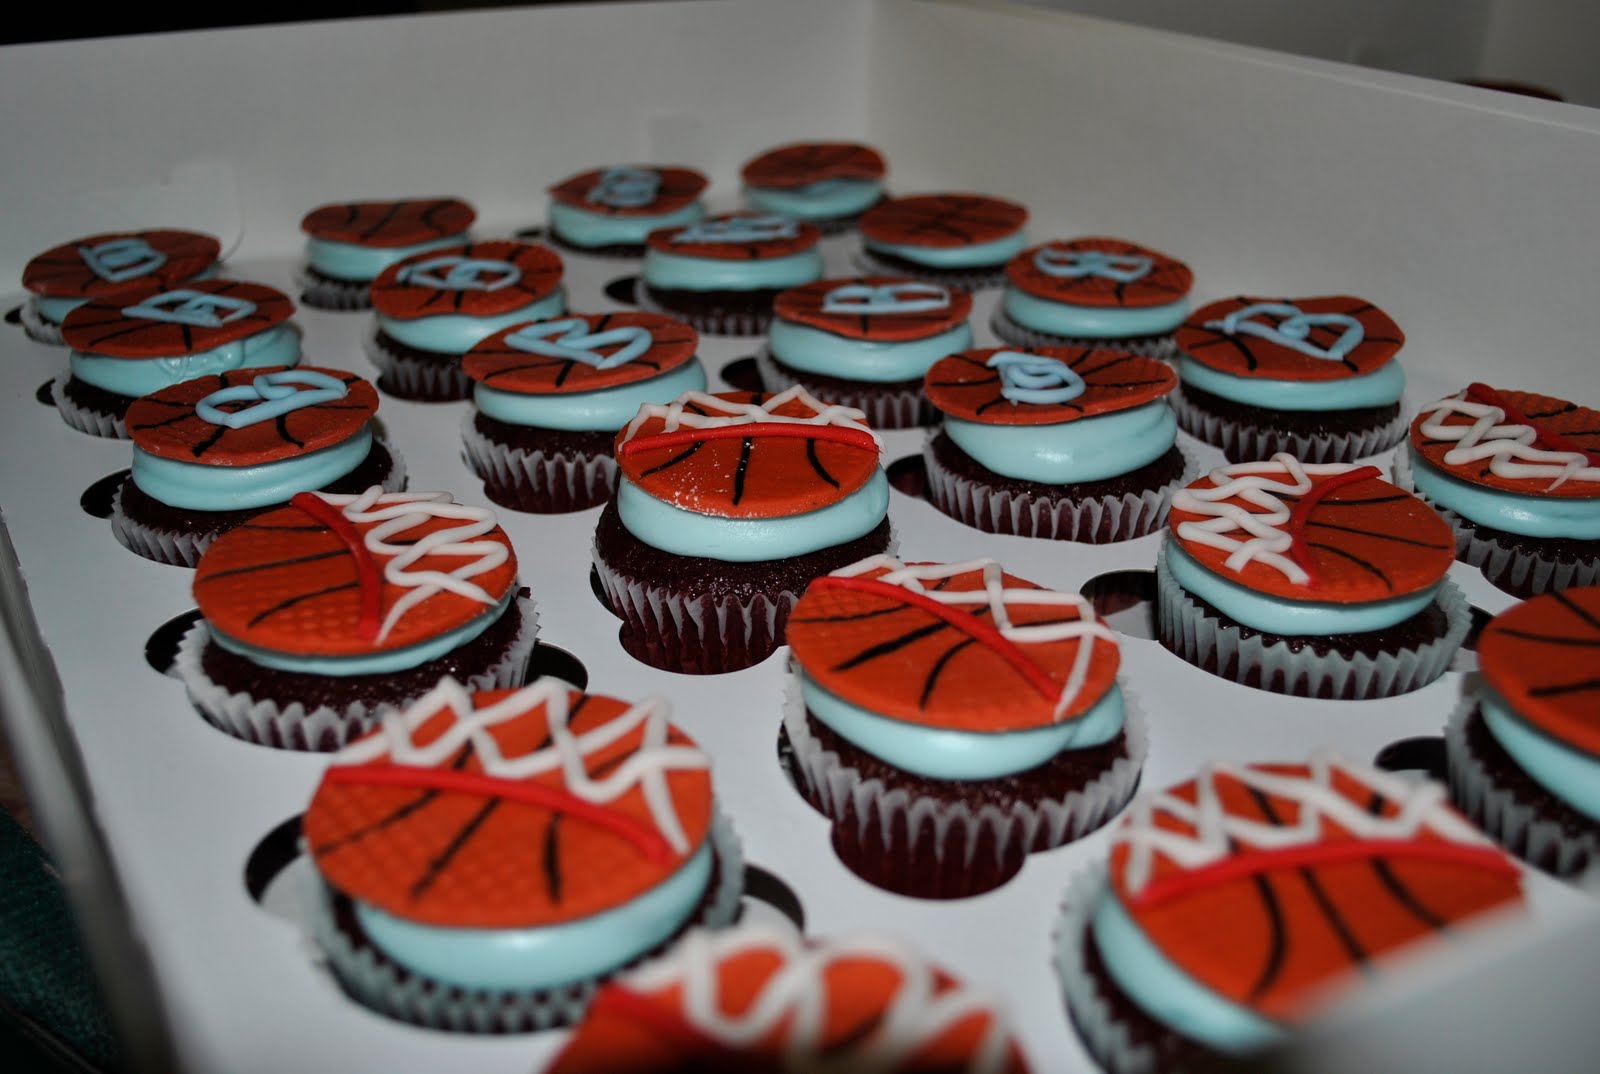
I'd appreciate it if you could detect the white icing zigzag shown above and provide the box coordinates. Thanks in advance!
[623,923,1014,1073]
[337,678,709,855]
[618,385,884,452]
[1418,391,1600,493]
[832,555,1117,721]
[1113,751,1493,895]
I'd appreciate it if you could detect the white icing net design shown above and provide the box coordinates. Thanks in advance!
[1417,390,1600,493]
[618,385,884,452]
[336,677,709,855]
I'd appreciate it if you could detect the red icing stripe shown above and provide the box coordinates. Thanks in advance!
[1284,467,1381,587]
[322,764,675,865]
[585,985,736,1055]
[618,422,878,459]
[289,492,383,641]
[1465,382,1600,465]
[809,575,1061,705]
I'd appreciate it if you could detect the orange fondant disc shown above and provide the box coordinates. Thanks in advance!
[547,166,708,216]
[774,276,973,342]
[860,193,1027,250]
[1176,295,1403,382]
[370,240,564,320]
[299,198,475,247]
[1005,238,1193,308]
[1478,587,1600,758]
[304,687,713,928]
[463,312,698,395]
[60,279,294,358]
[925,346,1175,427]
[1410,388,1600,498]
[740,142,887,188]
[645,213,821,261]
[23,229,221,300]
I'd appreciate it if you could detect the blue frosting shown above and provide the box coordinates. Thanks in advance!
[1481,688,1600,822]
[1207,302,1364,362]
[944,401,1175,484]
[1406,447,1600,539]
[641,248,823,292]
[378,288,566,353]
[1163,541,1437,637]
[1003,287,1189,339]
[474,360,707,431]
[549,200,705,249]
[69,325,301,398]
[1033,248,1151,282]
[866,230,1026,269]
[768,321,972,383]
[195,369,348,427]
[305,235,466,282]
[1178,356,1405,412]
[745,179,884,220]
[353,841,713,991]
[36,295,88,324]
[801,671,1124,780]
[585,167,663,208]
[79,236,167,282]
[130,427,373,510]
[988,351,1086,405]
[1092,888,1287,1054]
[616,469,888,563]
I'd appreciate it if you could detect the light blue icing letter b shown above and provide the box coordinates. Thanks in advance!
[1206,302,1365,361]
[987,350,1087,405]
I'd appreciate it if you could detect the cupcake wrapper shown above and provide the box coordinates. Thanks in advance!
[850,249,1006,292]
[174,595,539,751]
[1155,542,1469,699]
[52,373,128,438]
[924,441,1197,543]
[305,808,744,1033]
[989,310,1178,362]
[294,266,374,311]
[1392,449,1600,597]
[634,284,775,338]
[460,412,617,514]
[1444,698,1600,881]
[755,349,936,429]
[20,299,66,345]
[363,328,472,401]
[543,232,647,261]
[1170,385,1408,464]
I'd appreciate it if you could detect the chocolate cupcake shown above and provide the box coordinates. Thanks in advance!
[638,213,824,336]
[20,228,221,345]
[545,165,708,258]
[298,197,475,311]
[740,141,888,233]
[857,193,1028,291]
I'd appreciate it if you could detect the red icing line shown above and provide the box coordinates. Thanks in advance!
[618,422,879,458]
[810,575,1062,705]
[1465,382,1600,465]
[289,492,382,641]
[322,764,676,866]
[585,985,738,1056]
[1127,838,1521,911]
[1284,467,1381,586]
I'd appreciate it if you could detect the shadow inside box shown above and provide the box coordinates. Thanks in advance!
[35,378,54,406]
[1080,568,1158,641]
[603,275,639,306]
[717,355,764,393]
[6,306,21,325]
[80,469,129,519]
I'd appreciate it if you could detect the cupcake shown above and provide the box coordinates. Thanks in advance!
[302,677,743,1032]
[639,213,824,336]
[366,240,566,401]
[297,197,475,311]
[461,311,707,514]
[592,386,892,675]
[1446,586,1600,878]
[857,193,1028,291]
[56,279,300,439]
[548,922,1030,1072]
[1392,383,1599,597]
[1158,455,1468,699]
[755,275,974,429]
[113,366,406,567]
[1055,754,1524,1073]
[20,228,221,345]
[784,555,1146,898]
[1171,296,1407,463]
[545,165,708,258]
[176,487,537,750]
[992,238,1194,360]
[923,346,1195,543]
[739,141,888,233]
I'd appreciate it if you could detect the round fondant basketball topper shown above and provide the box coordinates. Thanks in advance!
[370,240,564,321]
[60,279,294,359]
[547,166,708,217]
[463,312,698,396]
[774,276,974,342]
[299,198,476,247]
[645,213,822,261]
[1167,456,1455,602]
[1411,385,1600,498]
[304,679,713,928]
[23,229,221,300]
[1005,238,1193,309]
[193,489,518,658]
[126,366,379,465]
[860,194,1028,250]
[924,346,1175,427]
[788,556,1119,731]
[1107,755,1523,1022]
[1478,587,1600,758]
[741,142,887,188]
[1176,295,1403,382]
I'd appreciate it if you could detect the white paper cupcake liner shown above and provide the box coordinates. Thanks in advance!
[1154,542,1469,700]
[851,248,1007,291]
[174,594,539,751]
[754,348,935,429]
[1170,385,1408,464]
[634,283,775,337]
[1392,448,1600,597]
[304,808,744,1033]
[362,327,472,401]
[990,310,1179,362]
[52,373,129,438]
[460,412,617,512]
[294,265,373,311]
[924,440,1196,543]
[20,299,66,345]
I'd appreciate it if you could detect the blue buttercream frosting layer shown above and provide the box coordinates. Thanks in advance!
[616,470,889,563]
[1407,446,1600,539]
[379,289,566,353]
[641,248,823,292]
[1481,688,1600,822]
[70,325,302,397]
[1177,356,1405,412]
[37,295,88,324]
[306,235,467,282]
[475,361,707,431]
[945,401,1176,484]
[548,200,705,249]
[1003,287,1189,338]
[353,840,712,991]
[131,427,373,510]
[745,179,884,220]
[866,231,1026,269]
[768,320,972,383]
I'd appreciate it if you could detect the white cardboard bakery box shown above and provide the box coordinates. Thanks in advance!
[2,1,1599,1071]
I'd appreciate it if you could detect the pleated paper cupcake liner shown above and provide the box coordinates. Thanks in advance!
[52,373,128,438]
[1154,542,1469,700]
[989,310,1178,362]
[1170,386,1408,464]
[294,266,374,311]
[460,412,617,514]
[174,595,539,752]
[851,249,1007,292]
[304,808,745,1034]
[783,676,1147,896]
[754,349,936,429]
[542,232,647,261]
[924,442,1196,543]
[1391,448,1599,598]
[20,299,65,345]
[1444,698,1600,881]
[362,329,473,401]
[634,284,775,338]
